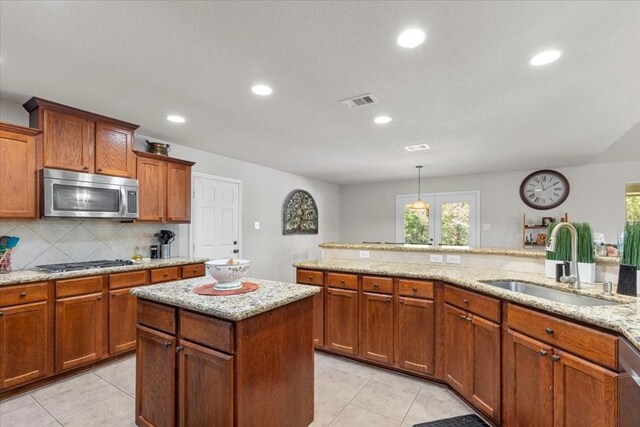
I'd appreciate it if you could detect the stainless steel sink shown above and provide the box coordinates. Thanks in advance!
[481,281,621,306]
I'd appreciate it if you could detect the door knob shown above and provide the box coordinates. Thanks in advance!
[233,241,238,245]
[233,249,239,254]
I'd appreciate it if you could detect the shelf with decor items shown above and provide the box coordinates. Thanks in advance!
[522,212,569,249]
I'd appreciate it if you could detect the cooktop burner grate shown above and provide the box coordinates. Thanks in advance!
[36,259,134,272]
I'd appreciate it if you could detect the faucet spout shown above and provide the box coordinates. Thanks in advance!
[546,223,581,289]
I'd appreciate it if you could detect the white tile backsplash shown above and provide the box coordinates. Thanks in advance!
[0,219,181,270]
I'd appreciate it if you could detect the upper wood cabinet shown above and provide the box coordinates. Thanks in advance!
[0,122,40,218]
[135,151,195,224]
[23,97,138,178]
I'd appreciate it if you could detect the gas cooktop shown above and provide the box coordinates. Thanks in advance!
[35,259,134,273]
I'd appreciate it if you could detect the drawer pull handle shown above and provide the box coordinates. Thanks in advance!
[552,354,561,362]
[463,298,470,304]
[163,341,171,349]
[20,292,27,297]
[539,350,548,357]
[176,345,184,353]
[545,327,554,336]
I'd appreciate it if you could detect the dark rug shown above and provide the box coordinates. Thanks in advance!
[413,414,490,427]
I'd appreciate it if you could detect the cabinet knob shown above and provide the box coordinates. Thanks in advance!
[340,280,345,284]
[327,289,332,294]
[307,276,313,280]
[399,298,404,304]
[386,298,391,303]
[97,295,102,300]
[111,293,117,298]
[163,273,169,277]
[539,350,548,357]
[163,341,171,349]
[97,168,103,172]
[373,283,379,287]
[0,311,4,316]
[460,314,467,320]
[83,166,89,170]
[412,287,417,292]
[193,269,198,273]
[463,298,470,304]
[545,327,554,336]
[466,316,472,323]
[551,354,561,362]
[176,345,184,353]
[20,292,27,297]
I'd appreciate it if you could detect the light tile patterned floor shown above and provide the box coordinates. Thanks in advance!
[0,352,476,427]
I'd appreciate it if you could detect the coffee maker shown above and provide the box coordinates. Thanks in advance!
[154,230,175,259]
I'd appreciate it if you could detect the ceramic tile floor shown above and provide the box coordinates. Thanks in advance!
[0,352,476,427]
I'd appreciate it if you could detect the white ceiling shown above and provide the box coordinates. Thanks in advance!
[1,1,639,185]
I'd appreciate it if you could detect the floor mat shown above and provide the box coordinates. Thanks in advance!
[413,414,489,427]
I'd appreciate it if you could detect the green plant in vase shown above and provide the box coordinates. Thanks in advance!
[545,222,571,278]
[575,222,595,283]
[619,222,640,296]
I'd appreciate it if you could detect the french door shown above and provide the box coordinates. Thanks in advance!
[396,191,479,247]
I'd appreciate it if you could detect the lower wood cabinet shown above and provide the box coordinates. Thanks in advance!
[0,301,49,388]
[312,286,324,347]
[55,292,104,372]
[326,287,358,355]
[397,296,435,375]
[360,291,394,364]
[109,288,138,354]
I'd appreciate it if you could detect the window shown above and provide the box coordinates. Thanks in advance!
[396,191,480,247]
[627,183,640,223]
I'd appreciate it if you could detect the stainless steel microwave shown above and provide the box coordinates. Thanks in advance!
[42,168,139,219]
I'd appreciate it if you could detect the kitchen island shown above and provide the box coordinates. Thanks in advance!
[130,276,320,427]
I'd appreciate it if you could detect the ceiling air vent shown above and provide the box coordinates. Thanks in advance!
[339,93,379,109]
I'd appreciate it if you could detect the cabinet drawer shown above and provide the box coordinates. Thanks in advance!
[296,269,324,286]
[109,270,149,290]
[398,279,434,299]
[150,266,181,283]
[444,285,500,323]
[362,276,393,294]
[326,272,358,290]
[181,263,205,279]
[56,276,104,298]
[179,309,234,354]
[0,282,49,307]
[507,304,618,370]
[137,299,176,334]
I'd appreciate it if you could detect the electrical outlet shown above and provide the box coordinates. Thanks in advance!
[359,251,370,259]
[446,255,461,264]
[430,254,444,263]
[483,223,491,231]
[254,222,261,230]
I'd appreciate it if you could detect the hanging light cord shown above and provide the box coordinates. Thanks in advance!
[416,165,423,200]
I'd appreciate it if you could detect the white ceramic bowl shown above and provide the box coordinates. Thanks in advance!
[205,259,251,290]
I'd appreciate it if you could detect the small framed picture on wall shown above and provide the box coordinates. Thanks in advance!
[542,217,554,227]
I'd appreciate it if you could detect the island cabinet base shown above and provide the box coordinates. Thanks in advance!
[135,297,314,427]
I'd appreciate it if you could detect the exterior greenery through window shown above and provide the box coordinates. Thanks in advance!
[404,208,430,244]
[404,201,470,246]
[627,194,640,223]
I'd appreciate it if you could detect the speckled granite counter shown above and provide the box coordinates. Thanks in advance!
[130,276,320,321]
[295,259,640,350]
[0,257,208,286]
[320,242,620,264]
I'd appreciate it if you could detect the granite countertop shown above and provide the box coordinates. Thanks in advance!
[130,276,320,321]
[0,257,209,286]
[295,258,640,350]
[320,242,621,264]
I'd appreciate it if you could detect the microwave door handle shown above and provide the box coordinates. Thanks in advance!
[120,186,127,217]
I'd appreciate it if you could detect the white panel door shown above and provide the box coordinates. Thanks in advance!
[192,175,240,259]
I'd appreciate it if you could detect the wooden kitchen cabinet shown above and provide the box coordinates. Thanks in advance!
[135,151,194,223]
[444,303,471,394]
[296,269,325,347]
[0,123,40,218]
[24,97,138,178]
[326,287,358,356]
[397,296,435,375]
[0,301,49,389]
[360,291,394,364]
[109,288,138,354]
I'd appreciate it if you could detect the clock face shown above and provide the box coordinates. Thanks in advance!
[519,170,570,210]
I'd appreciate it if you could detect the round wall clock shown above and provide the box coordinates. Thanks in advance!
[519,169,570,210]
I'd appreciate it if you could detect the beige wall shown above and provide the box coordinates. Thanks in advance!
[340,162,640,248]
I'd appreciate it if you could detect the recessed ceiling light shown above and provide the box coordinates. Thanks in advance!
[397,28,426,48]
[374,116,392,124]
[251,84,273,96]
[404,143,430,152]
[529,50,562,66]
[166,115,185,123]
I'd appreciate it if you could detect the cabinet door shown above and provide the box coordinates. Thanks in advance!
[470,315,501,422]
[166,162,191,223]
[136,325,176,427]
[443,303,471,396]
[137,156,166,221]
[0,301,49,389]
[0,127,37,218]
[326,288,358,355]
[504,329,554,427]
[95,122,135,178]
[553,349,618,427]
[397,297,434,375]
[360,292,394,364]
[178,340,233,427]
[109,288,137,354]
[43,109,94,172]
[55,293,104,372]
[312,286,324,347]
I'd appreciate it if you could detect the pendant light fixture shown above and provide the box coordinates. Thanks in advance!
[408,165,429,210]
